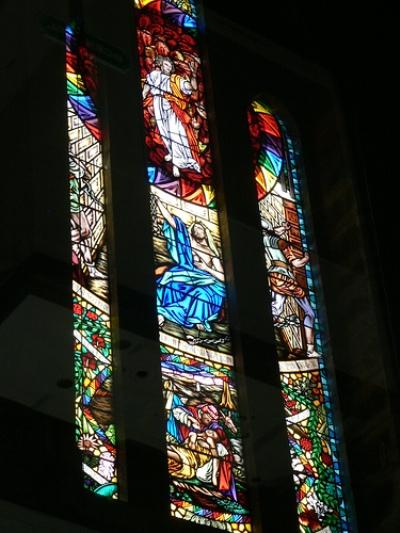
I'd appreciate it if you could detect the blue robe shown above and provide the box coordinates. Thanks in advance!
[166,390,184,442]
[157,216,225,332]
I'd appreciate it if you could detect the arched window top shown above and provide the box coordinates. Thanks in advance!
[248,100,285,202]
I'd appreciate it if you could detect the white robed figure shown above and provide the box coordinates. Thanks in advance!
[143,56,201,178]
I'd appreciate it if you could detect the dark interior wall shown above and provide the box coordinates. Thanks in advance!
[1,0,35,276]
[0,1,399,532]
[203,12,400,532]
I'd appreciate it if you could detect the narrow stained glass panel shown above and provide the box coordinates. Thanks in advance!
[134,1,251,530]
[248,99,351,532]
[66,24,118,498]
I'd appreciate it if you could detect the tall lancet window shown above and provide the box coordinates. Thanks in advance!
[66,24,118,498]
[248,100,351,533]
[134,1,251,530]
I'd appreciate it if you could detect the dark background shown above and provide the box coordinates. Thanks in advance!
[202,2,398,368]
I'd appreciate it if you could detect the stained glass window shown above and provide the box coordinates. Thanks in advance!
[248,99,351,532]
[133,1,251,530]
[66,23,118,498]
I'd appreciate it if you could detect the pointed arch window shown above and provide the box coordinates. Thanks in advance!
[248,99,351,532]
[66,23,118,498]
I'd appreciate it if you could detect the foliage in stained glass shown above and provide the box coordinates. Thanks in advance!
[248,100,350,532]
[134,1,251,529]
[66,24,118,498]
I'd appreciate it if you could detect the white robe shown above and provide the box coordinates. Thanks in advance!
[146,69,200,172]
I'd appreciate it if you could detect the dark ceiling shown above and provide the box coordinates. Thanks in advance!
[203,0,398,359]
